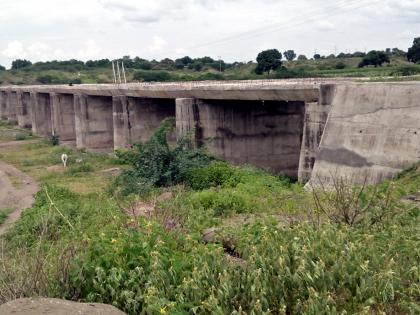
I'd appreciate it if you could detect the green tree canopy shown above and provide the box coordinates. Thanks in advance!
[0,64,5,71]
[11,59,32,70]
[283,50,297,61]
[255,49,282,74]
[407,37,420,63]
[358,50,390,67]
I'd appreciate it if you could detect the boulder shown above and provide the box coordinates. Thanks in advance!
[0,298,126,315]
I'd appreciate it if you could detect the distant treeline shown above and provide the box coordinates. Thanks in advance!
[3,56,251,72]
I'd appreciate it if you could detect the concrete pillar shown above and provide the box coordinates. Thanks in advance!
[51,93,76,143]
[6,91,18,125]
[298,84,335,183]
[74,94,87,149]
[113,95,130,149]
[177,98,305,179]
[0,91,7,120]
[16,92,32,128]
[31,92,52,137]
[74,94,114,151]
[175,98,202,147]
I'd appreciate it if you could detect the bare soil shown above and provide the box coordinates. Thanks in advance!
[0,141,38,236]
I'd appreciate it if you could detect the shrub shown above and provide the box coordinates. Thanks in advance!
[50,134,60,146]
[185,161,240,190]
[132,70,173,82]
[335,62,346,69]
[15,133,28,141]
[114,119,214,195]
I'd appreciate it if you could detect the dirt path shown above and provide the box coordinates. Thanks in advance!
[0,142,38,236]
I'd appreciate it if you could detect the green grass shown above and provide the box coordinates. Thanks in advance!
[1,56,418,85]
[0,124,419,314]
[0,207,13,225]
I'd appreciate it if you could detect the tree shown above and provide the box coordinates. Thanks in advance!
[11,59,32,70]
[313,54,321,60]
[283,50,296,61]
[358,50,390,67]
[0,64,5,71]
[407,37,420,63]
[255,49,282,75]
[297,55,307,61]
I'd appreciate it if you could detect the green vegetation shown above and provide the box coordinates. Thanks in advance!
[407,37,420,64]
[2,38,420,85]
[0,122,419,314]
[255,49,283,74]
[0,207,14,225]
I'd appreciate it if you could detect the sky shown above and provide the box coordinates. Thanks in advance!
[0,0,419,68]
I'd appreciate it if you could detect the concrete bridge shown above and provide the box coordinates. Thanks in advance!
[0,80,419,184]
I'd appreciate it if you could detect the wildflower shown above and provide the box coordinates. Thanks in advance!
[160,307,167,314]
[111,238,117,244]
[100,232,105,237]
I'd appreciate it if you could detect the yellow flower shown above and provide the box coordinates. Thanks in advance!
[160,307,167,314]
[111,239,117,244]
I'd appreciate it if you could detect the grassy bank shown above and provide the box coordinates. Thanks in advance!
[1,56,420,85]
[0,123,419,314]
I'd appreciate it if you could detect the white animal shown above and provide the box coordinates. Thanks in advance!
[61,153,68,168]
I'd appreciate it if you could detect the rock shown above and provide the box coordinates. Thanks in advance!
[203,227,218,243]
[0,298,126,315]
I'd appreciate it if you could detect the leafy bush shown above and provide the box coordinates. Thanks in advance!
[132,70,173,82]
[15,133,28,141]
[185,161,240,190]
[114,119,214,195]
[50,134,60,146]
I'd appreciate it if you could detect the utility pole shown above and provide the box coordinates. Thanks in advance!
[116,61,122,84]
[112,61,117,84]
[121,61,127,84]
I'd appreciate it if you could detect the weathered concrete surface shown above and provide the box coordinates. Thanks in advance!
[31,92,52,137]
[298,84,334,182]
[0,91,7,120]
[177,98,305,178]
[309,83,420,185]
[16,92,32,128]
[0,80,321,101]
[6,91,18,125]
[74,95,114,150]
[0,298,126,315]
[113,96,175,149]
[51,93,76,142]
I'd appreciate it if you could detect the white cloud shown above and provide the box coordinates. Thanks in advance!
[147,36,167,54]
[2,41,25,58]
[0,0,418,67]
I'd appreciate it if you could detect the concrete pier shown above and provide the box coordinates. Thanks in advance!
[74,95,114,151]
[113,96,176,149]
[0,80,419,185]
[6,91,18,125]
[51,93,76,143]
[31,92,52,137]
[16,92,32,128]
